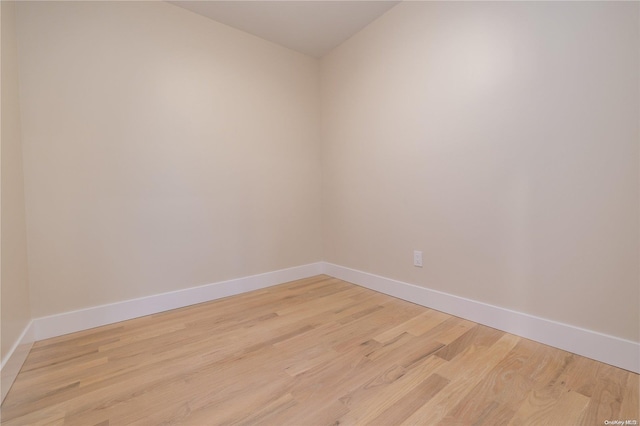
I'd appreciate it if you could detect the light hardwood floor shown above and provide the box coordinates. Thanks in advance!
[1,275,638,425]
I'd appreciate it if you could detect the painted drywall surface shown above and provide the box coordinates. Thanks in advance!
[1,1,32,361]
[16,1,322,317]
[321,2,639,342]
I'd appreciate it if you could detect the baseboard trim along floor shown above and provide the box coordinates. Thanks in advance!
[33,262,325,341]
[0,322,34,403]
[323,263,639,374]
[2,260,638,404]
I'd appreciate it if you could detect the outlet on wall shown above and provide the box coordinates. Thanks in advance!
[413,250,423,267]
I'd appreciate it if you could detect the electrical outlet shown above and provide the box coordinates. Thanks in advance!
[413,250,423,267]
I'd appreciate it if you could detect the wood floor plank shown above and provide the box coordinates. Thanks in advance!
[437,339,531,425]
[2,275,638,425]
[508,389,590,426]
[434,324,504,362]
[400,333,521,425]
[580,363,631,425]
[619,372,639,422]
[372,309,447,343]
[333,356,448,425]
[369,372,450,425]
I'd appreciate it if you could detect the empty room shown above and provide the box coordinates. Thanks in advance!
[1,0,638,424]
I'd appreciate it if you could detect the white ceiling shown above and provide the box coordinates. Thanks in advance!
[168,1,401,57]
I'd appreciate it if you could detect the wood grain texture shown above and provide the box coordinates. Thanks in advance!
[1,275,638,425]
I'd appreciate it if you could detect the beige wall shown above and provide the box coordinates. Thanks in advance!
[1,1,32,362]
[16,1,322,317]
[8,1,639,346]
[322,2,639,342]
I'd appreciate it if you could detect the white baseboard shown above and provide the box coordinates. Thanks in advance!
[1,321,34,404]
[323,263,640,374]
[1,263,322,405]
[2,259,636,405]
[33,262,323,341]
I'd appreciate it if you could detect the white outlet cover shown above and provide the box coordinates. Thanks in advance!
[413,250,423,267]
